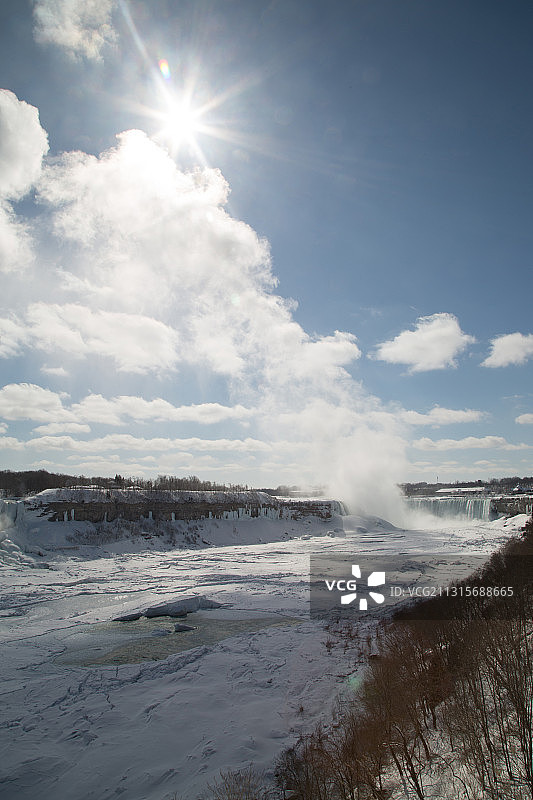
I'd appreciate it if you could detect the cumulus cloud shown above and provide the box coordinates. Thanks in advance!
[32,0,117,60]
[27,433,272,454]
[0,383,73,423]
[25,303,181,374]
[482,333,533,368]
[0,383,253,428]
[0,90,49,272]
[70,394,126,426]
[35,130,363,384]
[289,331,361,379]
[33,422,91,434]
[0,207,34,272]
[0,317,27,358]
[40,365,69,377]
[0,436,24,451]
[71,395,253,425]
[401,406,486,427]
[516,413,533,425]
[57,452,270,478]
[0,90,49,199]
[373,313,475,372]
[413,435,530,451]
[1,304,181,375]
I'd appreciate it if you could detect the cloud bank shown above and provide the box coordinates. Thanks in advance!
[0,384,252,428]
[413,436,530,452]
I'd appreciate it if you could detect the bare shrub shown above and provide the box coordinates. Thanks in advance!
[205,765,274,799]
[274,730,334,800]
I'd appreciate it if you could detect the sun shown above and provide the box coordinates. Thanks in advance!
[160,99,202,148]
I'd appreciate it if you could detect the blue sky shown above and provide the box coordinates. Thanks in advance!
[0,0,532,503]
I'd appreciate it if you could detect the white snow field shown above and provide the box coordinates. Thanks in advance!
[0,498,527,800]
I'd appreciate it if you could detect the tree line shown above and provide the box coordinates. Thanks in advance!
[402,476,533,497]
[0,469,250,498]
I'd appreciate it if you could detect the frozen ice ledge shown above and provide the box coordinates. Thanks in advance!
[21,488,347,523]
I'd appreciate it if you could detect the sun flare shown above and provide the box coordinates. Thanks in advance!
[155,97,203,150]
[119,5,265,166]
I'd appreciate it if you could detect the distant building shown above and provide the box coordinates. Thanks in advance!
[436,487,488,495]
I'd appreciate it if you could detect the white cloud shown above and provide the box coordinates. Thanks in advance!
[72,395,253,425]
[0,90,49,272]
[0,206,34,272]
[516,413,533,425]
[26,303,180,374]
[27,434,272,454]
[0,436,24,451]
[36,131,363,384]
[0,317,27,358]
[33,422,91,434]
[290,331,361,379]
[413,436,530,451]
[60,458,157,475]
[374,313,475,372]
[40,365,69,377]
[401,406,486,427]
[0,383,73,423]
[482,333,533,368]
[55,268,114,300]
[71,394,124,425]
[406,458,525,480]
[0,383,253,428]
[0,90,49,200]
[32,0,117,60]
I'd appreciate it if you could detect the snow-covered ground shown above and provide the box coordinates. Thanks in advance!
[0,503,527,800]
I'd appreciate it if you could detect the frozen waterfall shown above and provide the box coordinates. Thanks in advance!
[405,496,493,521]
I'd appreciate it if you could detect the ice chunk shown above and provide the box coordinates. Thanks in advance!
[144,595,222,617]
[114,595,222,623]
[113,612,143,622]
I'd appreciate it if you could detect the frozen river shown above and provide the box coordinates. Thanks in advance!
[0,511,525,799]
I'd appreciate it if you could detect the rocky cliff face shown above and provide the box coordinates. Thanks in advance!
[25,488,345,524]
[491,495,533,517]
